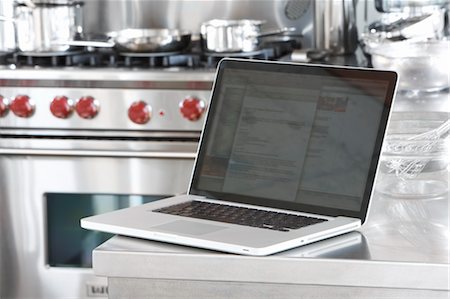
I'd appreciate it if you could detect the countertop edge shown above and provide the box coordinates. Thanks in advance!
[93,247,449,291]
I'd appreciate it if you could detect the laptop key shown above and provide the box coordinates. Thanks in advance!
[154,201,328,232]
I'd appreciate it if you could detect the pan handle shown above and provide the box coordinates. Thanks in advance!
[53,40,115,48]
[0,16,16,22]
[253,27,297,38]
[15,0,36,9]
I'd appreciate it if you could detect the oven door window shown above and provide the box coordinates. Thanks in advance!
[46,193,167,268]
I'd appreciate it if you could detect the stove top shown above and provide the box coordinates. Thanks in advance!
[0,65,216,136]
[1,40,297,69]
[0,41,368,137]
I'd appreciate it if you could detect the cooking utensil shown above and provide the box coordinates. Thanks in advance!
[375,0,449,13]
[378,116,450,198]
[366,11,445,41]
[200,19,295,53]
[57,29,192,53]
[369,39,450,92]
[16,0,35,8]
[291,49,330,62]
[313,0,359,55]
[0,1,84,53]
[0,0,16,52]
[388,120,449,178]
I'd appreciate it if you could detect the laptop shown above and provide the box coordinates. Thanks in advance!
[81,58,398,256]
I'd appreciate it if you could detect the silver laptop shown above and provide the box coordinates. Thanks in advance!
[81,58,398,256]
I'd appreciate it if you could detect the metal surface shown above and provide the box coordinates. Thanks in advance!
[113,29,192,53]
[80,0,317,49]
[0,148,197,158]
[0,68,213,298]
[61,29,192,53]
[14,2,84,52]
[314,0,359,54]
[0,0,16,52]
[107,278,450,299]
[200,19,264,53]
[93,230,448,289]
[0,68,213,132]
[200,19,294,53]
[90,90,449,298]
[0,144,197,298]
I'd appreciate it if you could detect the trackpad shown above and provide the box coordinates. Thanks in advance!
[153,220,227,236]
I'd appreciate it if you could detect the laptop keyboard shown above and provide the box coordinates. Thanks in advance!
[154,201,327,232]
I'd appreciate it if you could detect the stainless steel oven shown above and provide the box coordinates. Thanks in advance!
[0,11,315,296]
[0,69,213,298]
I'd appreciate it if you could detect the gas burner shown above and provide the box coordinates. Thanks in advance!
[120,51,183,57]
[14,50,87,67]
[0,51,14,65]
[118,51,202,68]
[1,40,297,69]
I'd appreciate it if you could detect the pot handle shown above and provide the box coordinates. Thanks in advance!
[0,16,16,23]
[254,27,297,38]
[53,40,115,48]
[15,0,36,8]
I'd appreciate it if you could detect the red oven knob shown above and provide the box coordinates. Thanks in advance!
[50,96,73,119]
[179,97,206,121]
[0,95,9,117]
[128,100,151,124]
[10,95,35,118]
[75,96,99,119]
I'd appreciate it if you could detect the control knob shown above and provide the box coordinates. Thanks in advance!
[75,96,99,119]
[0,95,9,117]
[179,97,206,121]
[50,96,73,119]
[10,95,35,118]
[128,100,151,124]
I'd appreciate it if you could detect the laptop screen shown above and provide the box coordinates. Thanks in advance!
[190,59,397,222]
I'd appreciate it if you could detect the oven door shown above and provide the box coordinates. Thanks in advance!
[0,138,197,299]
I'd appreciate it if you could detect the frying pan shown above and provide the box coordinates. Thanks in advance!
[57,28,192,53]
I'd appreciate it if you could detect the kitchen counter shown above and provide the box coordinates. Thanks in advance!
[92,90,449,299]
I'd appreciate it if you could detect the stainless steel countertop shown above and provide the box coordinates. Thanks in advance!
[92,90,449,291]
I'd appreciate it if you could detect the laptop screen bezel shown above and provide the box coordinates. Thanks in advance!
[189,58,397,224]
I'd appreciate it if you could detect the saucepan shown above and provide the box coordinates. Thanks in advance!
[0,0,84,53]
[200,19,296,53]
[0,0,16,52]
[58,28,192,53]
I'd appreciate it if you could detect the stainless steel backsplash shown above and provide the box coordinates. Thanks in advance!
[82,0,314,43]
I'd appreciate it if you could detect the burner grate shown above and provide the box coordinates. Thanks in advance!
[119,51,202,68]
[15,50,87,67]
[0,52,14,65]
[2,40,298,69]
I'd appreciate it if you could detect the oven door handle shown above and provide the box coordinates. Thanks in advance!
[0,148,197,159]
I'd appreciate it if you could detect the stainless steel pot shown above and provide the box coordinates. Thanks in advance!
[58,28,192,53]
[1,1,84,53]
[0,0,16,52]
[314,0,359,55]
[200,19,295,53]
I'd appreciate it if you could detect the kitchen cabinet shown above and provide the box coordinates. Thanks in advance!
[91,90,449,298]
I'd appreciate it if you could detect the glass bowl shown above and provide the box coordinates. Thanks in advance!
[369,39,450,92]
